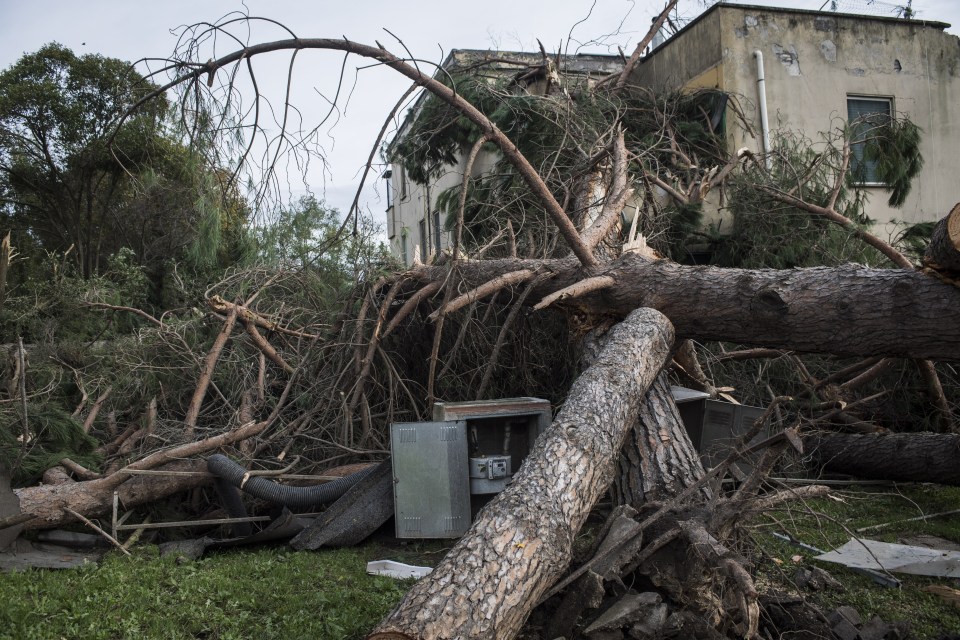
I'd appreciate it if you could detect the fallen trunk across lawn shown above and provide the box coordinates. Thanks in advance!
[368,308,674,639]
[807,431,960,485]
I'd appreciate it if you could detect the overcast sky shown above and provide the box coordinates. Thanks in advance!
[2,0,957,228]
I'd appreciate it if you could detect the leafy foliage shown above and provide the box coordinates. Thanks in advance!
[256,195,389,274]
[894,220,937,262]
[0,43,254,302]
[862,116,924,208]
[0,404,100,486]
[713,131,881,269]
[389,58,728,260]
[0,43,170,277]
[0,246,151,343]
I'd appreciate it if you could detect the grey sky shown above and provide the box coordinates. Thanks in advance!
[2,0,957,227]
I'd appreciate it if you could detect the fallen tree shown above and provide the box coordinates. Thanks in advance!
[13,391,292,530]
[409,254,960,361]
[806,431,960,485]
[1,11,953,640]
[925,202,960,275]
[370,308,675,639]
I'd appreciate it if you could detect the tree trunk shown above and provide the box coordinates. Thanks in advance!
[369,307,675,640]
[14,460,211,530]
[806,431,960,485]
[411,253,960,361]
[0,231,10,311]
[925,203,960,274]
[612,372,708,508]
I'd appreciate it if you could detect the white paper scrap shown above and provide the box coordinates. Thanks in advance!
[366,559,433,579]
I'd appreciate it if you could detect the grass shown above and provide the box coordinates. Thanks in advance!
[2,486,958,639]
[751,483,960,639]
[0,540,448,640]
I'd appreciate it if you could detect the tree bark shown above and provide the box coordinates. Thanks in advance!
[806,431,960,485]
[612,372,708,508]
[410,254,960,360]
[14,460,211,530]
[925,203,960,274]
[369,308,675,640]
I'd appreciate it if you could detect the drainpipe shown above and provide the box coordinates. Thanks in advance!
[753,50,772,169]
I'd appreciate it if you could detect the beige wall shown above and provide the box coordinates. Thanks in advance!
[632,9,723,90]
[636,5,960,234]
[388,151,497,266]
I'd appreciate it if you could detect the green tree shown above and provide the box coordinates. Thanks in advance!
[258,195,385,268]
[0,43,170,277]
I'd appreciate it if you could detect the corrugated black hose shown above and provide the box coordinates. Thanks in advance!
[206,454,375,509]
[213,477,253,537]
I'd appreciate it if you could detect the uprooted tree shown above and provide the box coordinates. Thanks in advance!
[3,5,960,640]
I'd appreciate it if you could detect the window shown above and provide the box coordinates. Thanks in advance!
[384,169,395,239]
[384,170,394,210]
[433,210,442,255]
[847,96,892,184]
[400,229,408,266]
[419,219,427,261]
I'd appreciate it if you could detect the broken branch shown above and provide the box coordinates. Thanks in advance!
[184,304,238,439]
[428,269,537,320]
[532,275,614,311]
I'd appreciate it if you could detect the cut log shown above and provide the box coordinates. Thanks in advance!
[925,203,960,274]
[368,307,675,640]
[806,431,960,485]
[411,253,960,361]
[14,460,211,530]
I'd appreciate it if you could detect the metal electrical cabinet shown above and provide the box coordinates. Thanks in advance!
[671,386,768,469]
[700,400,768,467]
[390,421,471,539]
[390,398,551,539]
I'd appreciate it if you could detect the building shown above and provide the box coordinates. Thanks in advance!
[384,5,960,266]
[632,2,960,232]
[384,49,622,266]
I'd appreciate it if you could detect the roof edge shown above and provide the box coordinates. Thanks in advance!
[646,2,950,58]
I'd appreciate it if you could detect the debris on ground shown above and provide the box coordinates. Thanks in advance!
[0,538,106,571]
[794,565,844,591]
[365,560,432,579]
[815,538,960,578]
[824,606,912,640]
[583,592,663,635]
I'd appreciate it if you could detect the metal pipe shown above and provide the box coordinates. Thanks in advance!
[753,50,772,169]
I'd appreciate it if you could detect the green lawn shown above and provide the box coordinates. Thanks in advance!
[2,485,958,639]
[752,483,960,639]
[0,543,429,640]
